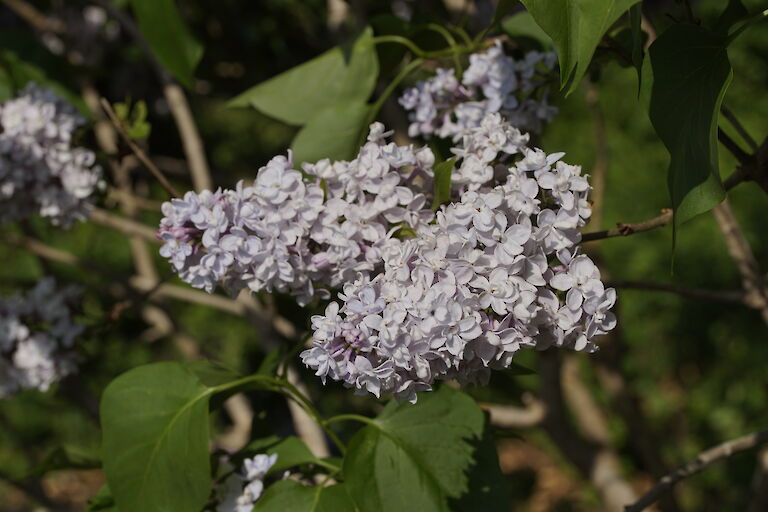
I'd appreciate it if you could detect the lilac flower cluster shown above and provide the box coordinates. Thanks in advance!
[399,42,558,140]
[0,83,103,226]
[301,115,616,403]
[0,278,83,398]
[157,124,436,304]
[210,454,277,512]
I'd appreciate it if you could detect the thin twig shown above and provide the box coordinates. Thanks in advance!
[712,199,768,325]
[718,128,751,166]
[0,0,64,33]
[581,208,673,242]
[96,0,213,192]
[582,163,749,242]
[483,394,546,429]
[721,106,758,152]
[749,448,768,512]
[538,351,638,510]
[626,429,768,512]
[90,207,159,242]
[100,98,180,197]
[607,279,746,304]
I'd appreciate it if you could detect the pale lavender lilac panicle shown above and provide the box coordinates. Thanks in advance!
[0,277,83,398]
[301,114,616,403]
[0,83,103,226]
[399,42,558,140]
[157,124,436,305]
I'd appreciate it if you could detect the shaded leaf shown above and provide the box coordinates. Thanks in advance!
[640,24,730,227]
[253,481,357,512]
[343,387,485,512]
[431,157,456,209]
[629,3,644,89]
[291,102,370,166]
[521,0,640,94]
[501,11,554,49]
[129,0,203,88]
[101,362,213,512]
[451,425,509,512]
[228,28,378,126]
[714,0,750,36]
[25,446,100,479]
[87,485,118,512]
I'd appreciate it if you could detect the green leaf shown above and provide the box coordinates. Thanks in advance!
[714,0,750,36]
[0,49,88,115]
[264,437,319,474]
[501,11,554,48]
[25,446,100,479]
[253,481,358,512]
[257,347,283,377]
[129,0,203,88]
[291,102,370,165]
[640,24,730,227]
[343,387,485,512]
[629,4,644,89]
[185,360,241,388]
[520,0,640,95]
[101,362,214,512]
[228,28,378,125]
[491,0,519,28]
[87,485,118,512]
[451,425,509,512]
[431,157,456,209]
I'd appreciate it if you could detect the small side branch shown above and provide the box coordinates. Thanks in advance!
[607,280,746,304]
[100,98,180,197]
[712,200,768,325]
[626,429,768,512]
[483,394,546,429]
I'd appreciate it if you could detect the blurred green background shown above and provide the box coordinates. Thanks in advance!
[0,1,766,511]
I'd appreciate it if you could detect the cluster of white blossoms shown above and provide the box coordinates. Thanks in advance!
[301,114,617,403]
[399,41,558,140]
[157,124,435,305]
[0,278,83,398]
[0,83,103,226]
[210,454,277,512]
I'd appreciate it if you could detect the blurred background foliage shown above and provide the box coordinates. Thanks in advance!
[0,0,766,511]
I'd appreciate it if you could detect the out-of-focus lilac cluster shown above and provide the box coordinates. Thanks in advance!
[210,454,277,512]
[0,83,103,226]
[157,124,436,305]
[0,278,83,398]
[301,114,616,403]
[399,42,558,140]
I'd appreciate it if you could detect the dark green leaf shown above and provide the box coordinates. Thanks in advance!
[257,347,282,377]
[0,50,88,114]
[264,437,319,474]
[714,0,750,36]
[291,102,370,165]
[228,28,378,125]
[629,3,644,89]
[185,360,241,388]
[25,446,100,479]
[431,157,456,209]
[640,24,730,227]
[343,387,485,512]
[253,481,357,512]
[501,11,554,48]
[129,0,203,88]
[101,362,213,512]
[451,425,509,512]
[87,485,118,512]
[521,0,640,94]
[491,0,519,28]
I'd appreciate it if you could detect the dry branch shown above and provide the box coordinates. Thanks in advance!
[626,430,768,512]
